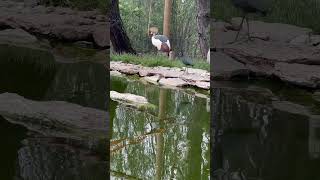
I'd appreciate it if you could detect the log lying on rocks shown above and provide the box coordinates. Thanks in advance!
[110,90,156,112]
[0,93,108,154]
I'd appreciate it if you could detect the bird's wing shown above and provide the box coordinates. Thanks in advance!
[166,40,171,49]
[154,35,169,42]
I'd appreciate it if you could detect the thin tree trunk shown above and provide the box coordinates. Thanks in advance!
[146,0,154,52]
[110,0,136,54]
[163,0,172,37]
[196,0,210,58]
[155,89,166,180]
[147,0,153,34]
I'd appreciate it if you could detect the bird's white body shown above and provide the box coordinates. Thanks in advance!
[151,35,170,50]
[207,49,210,64]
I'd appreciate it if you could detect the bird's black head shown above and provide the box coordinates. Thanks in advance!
[177,51,184,57]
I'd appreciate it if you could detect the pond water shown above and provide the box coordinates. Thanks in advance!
[0,43,108,180]
[211,80,320,180]
[110,76,210,179]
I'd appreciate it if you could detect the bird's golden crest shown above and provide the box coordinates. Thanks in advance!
[148,27,159,37]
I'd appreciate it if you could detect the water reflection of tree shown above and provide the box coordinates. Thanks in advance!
[110,79,210,179]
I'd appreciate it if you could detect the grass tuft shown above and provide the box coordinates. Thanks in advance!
[111,53,210,71]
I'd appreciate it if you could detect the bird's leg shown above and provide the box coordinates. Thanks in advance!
[230,14,246,44]
[183,67,188,74]
[245,16,253,41]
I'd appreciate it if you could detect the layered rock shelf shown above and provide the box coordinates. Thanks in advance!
[110,61,210,90]
[211,17,320,89]
[0,93,108,153]
[0,0,109,48]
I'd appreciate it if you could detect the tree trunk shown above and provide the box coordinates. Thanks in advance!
[163,0,172,37]
[110,0,136,54]
[196,0,210,58]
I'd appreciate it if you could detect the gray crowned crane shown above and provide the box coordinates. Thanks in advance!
[149,27,171,56]
[231,0,271,42]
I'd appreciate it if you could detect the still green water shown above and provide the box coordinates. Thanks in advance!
[0,42,108,180]
[110,76,210,179]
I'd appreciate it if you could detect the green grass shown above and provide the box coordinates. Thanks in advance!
[111,53,210,71]
[213,0,320,33]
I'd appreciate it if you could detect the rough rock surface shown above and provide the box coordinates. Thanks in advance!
[159,78,189,87]
[0,28,37,45]
[211,51,249,79]
[0,0,109,48]
[110,61,210,90]
[0,93,108,152]
[211,18,320,89]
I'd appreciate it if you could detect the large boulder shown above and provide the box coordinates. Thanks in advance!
[211,51,249,79]
[0,1,109,48]
[0,93,108,154]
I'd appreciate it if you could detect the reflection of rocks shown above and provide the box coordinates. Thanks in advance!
[16,137,107,180]
[211,18,320,89]
[44,62,108,110]
[0,28,56,99]
[0,0,109,48]
[212,85,320,180]
[0,28,55,70]
[312,91,320,103]
[0,93,108,154]
[111,61,210,90]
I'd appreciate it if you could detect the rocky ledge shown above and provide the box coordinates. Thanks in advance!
[0,93,108,154]
[110,61,210,90]
[211,17,320,89]
[0,0,109,48]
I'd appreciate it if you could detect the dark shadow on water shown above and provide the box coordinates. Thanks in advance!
[211,82,320,180]
[0,116,27,180]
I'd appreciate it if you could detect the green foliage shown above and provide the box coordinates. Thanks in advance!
[111,53,209,71]
[119,0,203,59]
[213,0,320,32]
